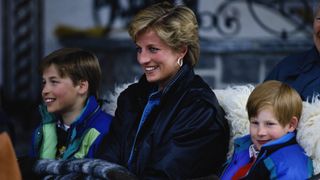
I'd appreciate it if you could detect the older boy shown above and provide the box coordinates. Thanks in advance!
[30,48,112,159]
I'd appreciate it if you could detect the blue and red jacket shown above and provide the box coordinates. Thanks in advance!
[220,132,313,180]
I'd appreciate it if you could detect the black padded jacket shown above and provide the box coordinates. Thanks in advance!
[97,64,230,179]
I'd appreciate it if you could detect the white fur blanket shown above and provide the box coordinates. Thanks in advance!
[213,85,253,157]
[297,98,320,174]
[102,82,133,116]
[104,83,320,175]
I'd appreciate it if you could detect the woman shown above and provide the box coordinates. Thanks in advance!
[97,2,230,179]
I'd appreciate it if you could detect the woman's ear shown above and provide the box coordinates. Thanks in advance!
[179,45,188,58]
[288,116,298,132]
[78,80,89,95]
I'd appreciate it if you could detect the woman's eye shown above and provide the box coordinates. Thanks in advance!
[136,47,142,53]
[149,47,159,53]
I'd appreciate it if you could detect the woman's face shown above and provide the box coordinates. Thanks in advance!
[135,30,185,90]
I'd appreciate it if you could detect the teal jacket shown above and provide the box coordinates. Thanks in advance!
[30,96,112,160]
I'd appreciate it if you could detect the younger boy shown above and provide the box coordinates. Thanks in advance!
[220,80,313,179]
[30,48,112,160]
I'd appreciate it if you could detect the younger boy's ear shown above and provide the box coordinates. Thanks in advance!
[288,116,298,132]
[78,80,89,95]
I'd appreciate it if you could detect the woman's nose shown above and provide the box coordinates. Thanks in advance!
[137,51,150,64]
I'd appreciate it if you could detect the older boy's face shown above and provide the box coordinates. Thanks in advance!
[41,64,83,117]
[249,107,293,151]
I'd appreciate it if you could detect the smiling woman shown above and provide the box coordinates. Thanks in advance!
[95,2,230,179]
[135,29,186,90]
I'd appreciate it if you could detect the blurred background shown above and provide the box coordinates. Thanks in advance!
[0,0,314,156]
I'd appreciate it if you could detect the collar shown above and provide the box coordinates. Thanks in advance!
[70,96,99,127]
[57,119,70,132]
[249,144,259,159]
[235,132,296,153]
[161,64,190,95]
[261,132,296,148]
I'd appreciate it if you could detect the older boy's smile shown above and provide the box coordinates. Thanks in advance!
[44,98,55,103]
[44,97,55,106]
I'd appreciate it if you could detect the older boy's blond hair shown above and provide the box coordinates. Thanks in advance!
[246,80,302,126]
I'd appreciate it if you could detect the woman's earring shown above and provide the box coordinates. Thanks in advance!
[177,58,183,67]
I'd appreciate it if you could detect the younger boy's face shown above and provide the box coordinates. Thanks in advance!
[41,64,83,116]
[249,107,292,151]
